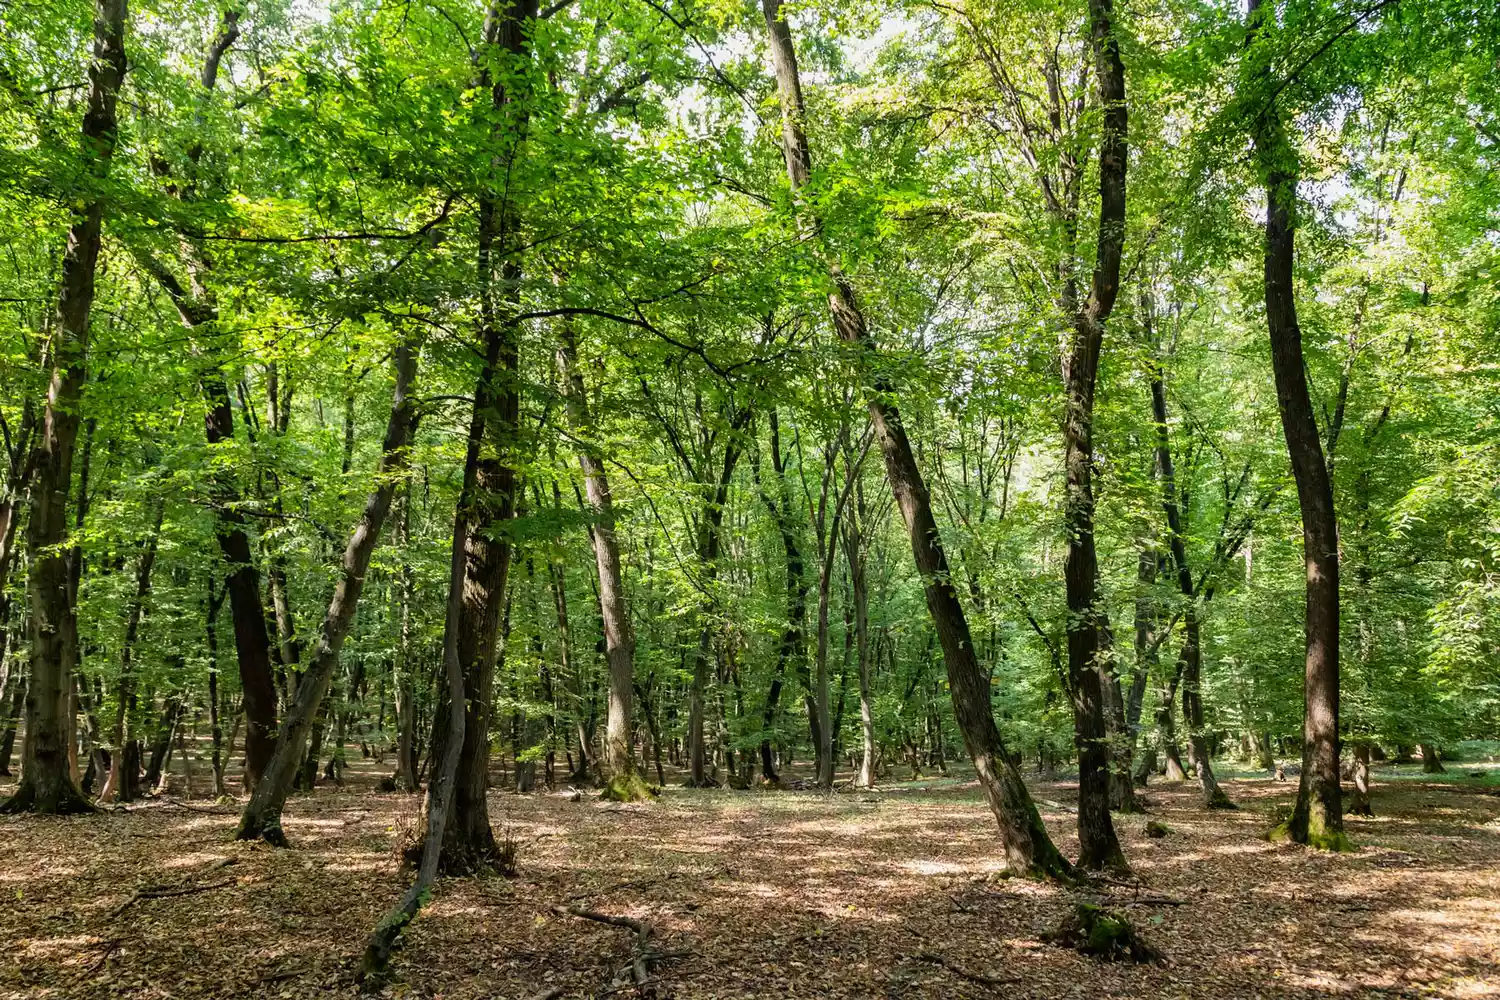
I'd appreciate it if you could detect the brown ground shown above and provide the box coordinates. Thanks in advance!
[3,760,1498,999]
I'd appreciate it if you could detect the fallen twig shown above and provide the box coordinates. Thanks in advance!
[553,904,653,986]
[912,950,1020,987]
[81,938,122,977]
[1037,798,1079,814]
[111,863,239,918]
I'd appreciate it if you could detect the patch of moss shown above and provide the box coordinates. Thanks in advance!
[600,771,658,803]
[1044,903,1163,963]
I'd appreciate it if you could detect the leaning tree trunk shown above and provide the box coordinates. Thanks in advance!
[556,317,646,800]
[237,342,419,844]
[761,0,1069,878]
[1248,0,1343,848]
[1148,340,1233,809]
[2,0,127,816]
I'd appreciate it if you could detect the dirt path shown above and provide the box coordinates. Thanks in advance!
[3,769,1497,998]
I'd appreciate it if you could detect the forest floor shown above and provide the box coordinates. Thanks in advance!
[3,757,1500,1000]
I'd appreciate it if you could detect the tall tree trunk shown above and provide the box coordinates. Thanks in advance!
[2,0,127,816]
[555,318,645,799]
[1248,0,1344,849]
[417,0,535,868]
[1055,0,1130,871]
[761,0,1069,877]
[237,342,419,843]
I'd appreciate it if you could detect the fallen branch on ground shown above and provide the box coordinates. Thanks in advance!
[110,858,238,917]
[911,949,1021,987]
[553,904,653,986]
[111,878,236,917]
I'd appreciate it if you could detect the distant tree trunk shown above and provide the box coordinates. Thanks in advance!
[237,343,418,843]
[1130,543,1160,787]
[1349,741,1373,816]
[757,410,808,785]
[0,677,24,775]
[1419,744,1444,774]
[845,485,875,789]
[686,418,749,787]
[1178,607,1233,808]
[392,488,419,792]
[2,0,127,816]
[205,578,228,797]
[555,317,644,799]
[761,0,1070,878]
[1249,0,1343,848]
[100,496,164,803]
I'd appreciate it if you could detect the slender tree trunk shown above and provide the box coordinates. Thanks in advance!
[237,342,418,843]
[100,496,164,803]
[1249,0,1343,848]
[556,318,644,799]
[761,0,1069,877]
[845,492,875,789]
[3,0,127,816]
[205,578,227,797]
[1148,329,1233,809]
[687,421,748,787]
[393,488,419,792]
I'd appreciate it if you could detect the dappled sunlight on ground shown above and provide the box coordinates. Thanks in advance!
[2,760,1498,998]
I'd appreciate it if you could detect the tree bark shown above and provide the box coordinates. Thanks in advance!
[555,317,644,799]
[2,0,127,816]
[1248,0,1344,848]
[1053,0,1131,870]
[761,0,1069,877]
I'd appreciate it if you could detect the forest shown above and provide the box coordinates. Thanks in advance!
[1,0,1498,995]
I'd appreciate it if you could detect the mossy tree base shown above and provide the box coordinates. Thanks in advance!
[1044,903,1163,963]
[1267,821,1355,853]
[601,771,658,803]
